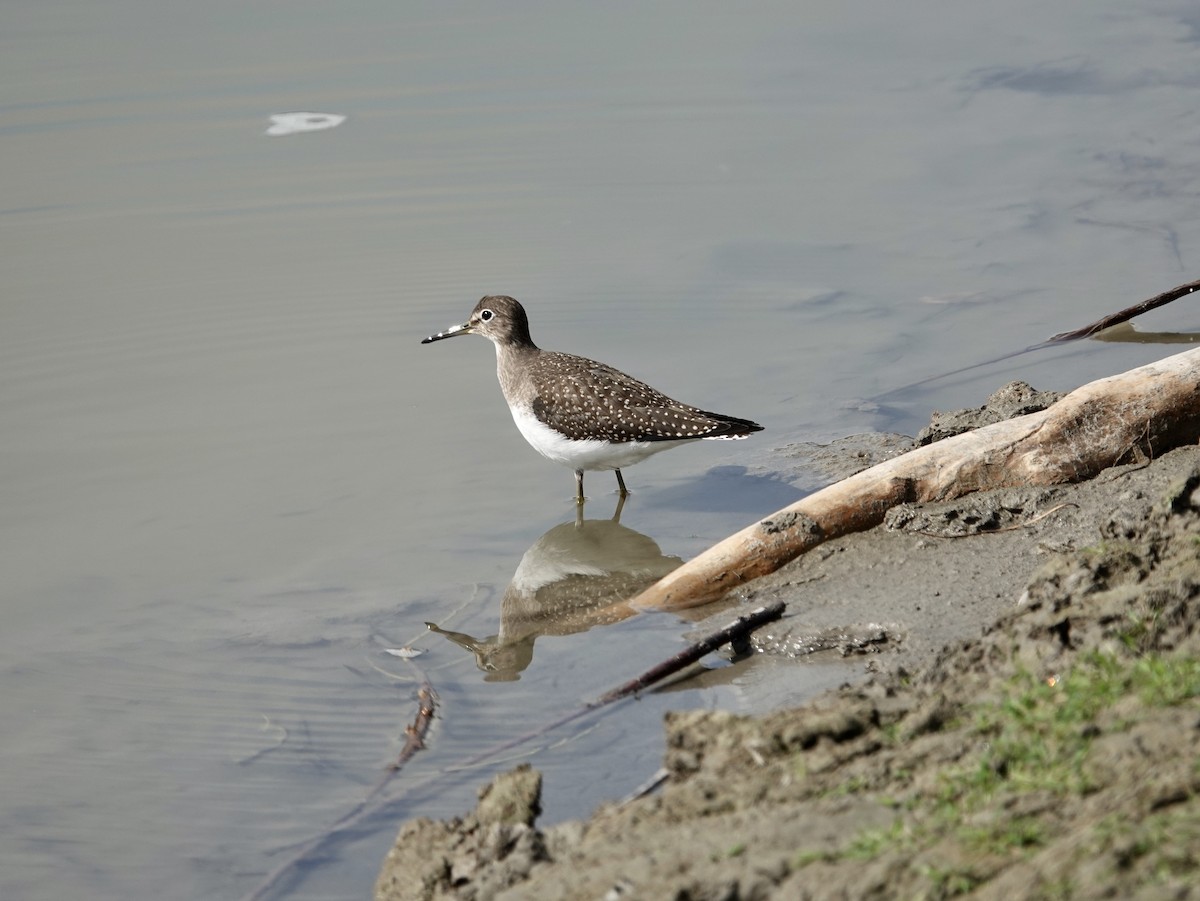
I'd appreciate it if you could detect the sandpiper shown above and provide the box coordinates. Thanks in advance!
[421,296,763,503]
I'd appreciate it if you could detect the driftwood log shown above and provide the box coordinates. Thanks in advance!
[629,346,1200,612]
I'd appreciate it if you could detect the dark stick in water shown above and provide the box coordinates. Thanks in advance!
[241,602,785,901]
[875,276,1200,399]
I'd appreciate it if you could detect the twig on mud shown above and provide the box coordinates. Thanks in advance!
[618,767,670,806]
[988,503,1079,533]
[912,503,1079,539]
[1098,460,1155,483]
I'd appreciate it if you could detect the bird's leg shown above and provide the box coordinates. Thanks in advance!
[575,469,586,505]
[615,469,629,498]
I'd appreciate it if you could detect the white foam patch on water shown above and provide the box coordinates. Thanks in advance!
[265,112,346,136]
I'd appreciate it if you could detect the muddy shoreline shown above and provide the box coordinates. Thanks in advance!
[376,389,1200,900]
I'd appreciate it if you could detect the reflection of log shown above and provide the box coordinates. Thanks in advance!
[631,346,1200,612]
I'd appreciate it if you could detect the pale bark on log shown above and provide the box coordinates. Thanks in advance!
[630,346,1200,612]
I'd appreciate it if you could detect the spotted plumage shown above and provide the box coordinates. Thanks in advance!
[422,295,763,503]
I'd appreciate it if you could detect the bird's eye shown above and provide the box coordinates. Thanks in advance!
[480,309,494,322]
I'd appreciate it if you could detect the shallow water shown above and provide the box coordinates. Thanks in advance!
[4,2,1200,898]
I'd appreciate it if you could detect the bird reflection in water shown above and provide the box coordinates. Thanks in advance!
[427,497,682,681]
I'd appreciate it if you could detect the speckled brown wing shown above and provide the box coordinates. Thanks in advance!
[526,352,761,443]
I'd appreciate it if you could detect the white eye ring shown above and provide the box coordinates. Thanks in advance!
[479,309,494,322]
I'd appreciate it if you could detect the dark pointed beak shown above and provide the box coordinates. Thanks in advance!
[421,320,472,344]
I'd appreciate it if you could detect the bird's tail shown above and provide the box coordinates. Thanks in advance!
[699,412,764,439]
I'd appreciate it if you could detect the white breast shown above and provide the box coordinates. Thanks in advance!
[509,405,693,472]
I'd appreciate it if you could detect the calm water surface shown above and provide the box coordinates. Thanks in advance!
[4,2,1199,898]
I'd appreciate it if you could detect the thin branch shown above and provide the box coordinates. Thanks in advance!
[1046,277,1200,342]
[618,767,670,806]
[909,502,1079,538]
[451,602,787,771]
[593,602,785,703]
[874,277,1200,399]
